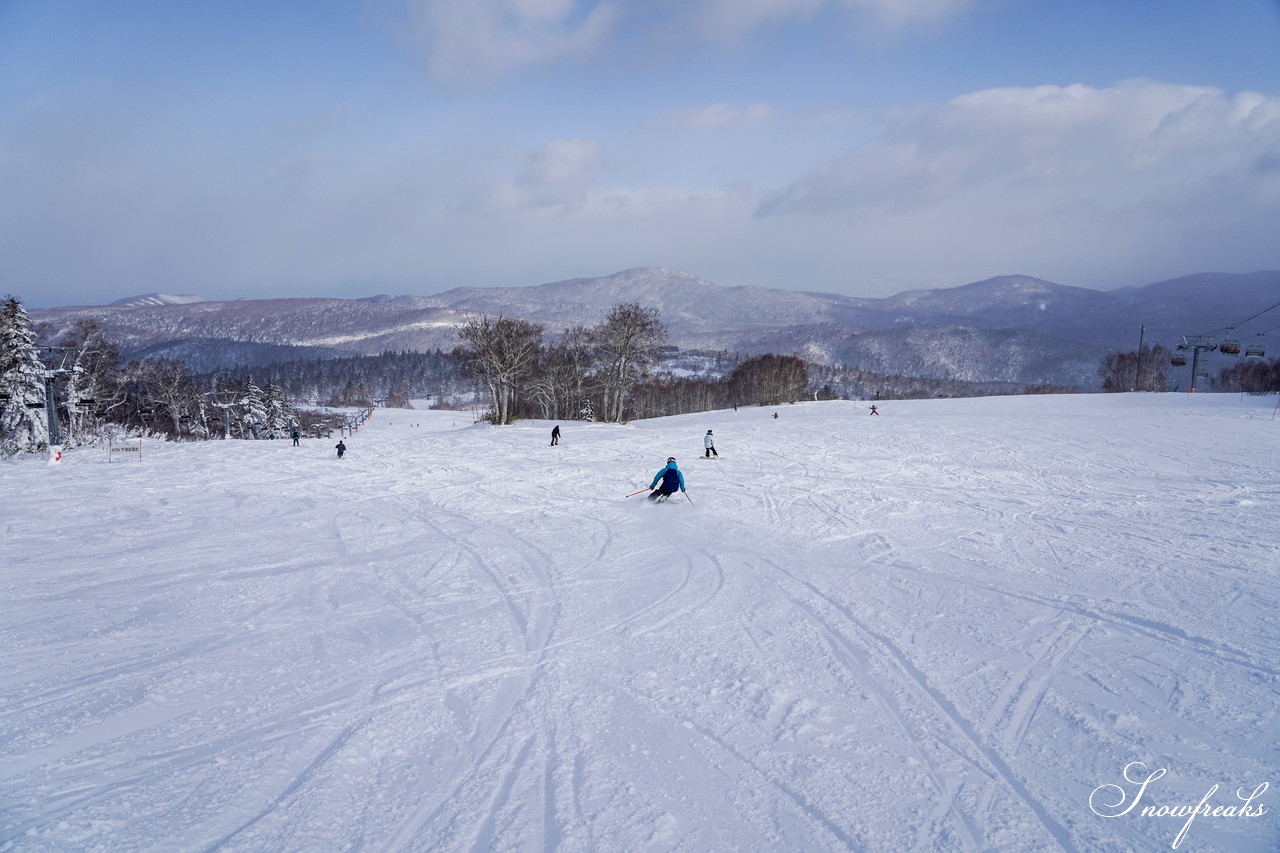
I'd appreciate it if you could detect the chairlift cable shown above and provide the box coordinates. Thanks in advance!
[1194,298,1280,337]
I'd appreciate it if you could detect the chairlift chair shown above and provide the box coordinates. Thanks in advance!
[1219,340,1241,356]
[1170,355,1187,367]
[1245,339,1265,358]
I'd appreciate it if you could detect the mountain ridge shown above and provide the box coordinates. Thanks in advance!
[30,268,1280,389]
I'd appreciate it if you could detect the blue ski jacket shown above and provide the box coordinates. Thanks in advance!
[650,462,685,492]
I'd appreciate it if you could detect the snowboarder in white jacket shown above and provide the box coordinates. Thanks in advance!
[704,429,718,458]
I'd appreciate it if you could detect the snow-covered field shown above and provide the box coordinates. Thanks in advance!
[2,394,1278,852]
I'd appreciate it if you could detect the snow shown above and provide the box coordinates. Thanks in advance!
[2,394,1278,852]
[107,294,206,307]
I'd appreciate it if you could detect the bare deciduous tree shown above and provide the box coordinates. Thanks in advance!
[1098,345,1170,392]
[592,303,666,422]
[458,315,545,424]
[55,319,123,445]
[725,354,810,406]
[128,359,201,436]
[529,325,596,420]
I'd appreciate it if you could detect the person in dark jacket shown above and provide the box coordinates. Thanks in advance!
[550,424,560,446]
[648,457,686,502]
[335,440,346,459]
[291,427,301,446]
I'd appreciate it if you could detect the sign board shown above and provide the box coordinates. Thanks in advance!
[109,442,142,462]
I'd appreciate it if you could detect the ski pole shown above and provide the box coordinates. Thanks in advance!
[684,491,694,505]
[624,489,650,498]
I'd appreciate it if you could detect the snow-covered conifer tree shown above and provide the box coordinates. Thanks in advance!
[240,376,268,439]
[263,380,294,436]
[0,295,50,454]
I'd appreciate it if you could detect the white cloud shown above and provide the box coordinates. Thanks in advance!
[843,0,976,28]
[759,80,1280,219]
[667,102,775,132]
[482,138,602,212]
[691,0,975,41]
[393,0,976,82]
[753,79,1280,287]
[693,0,825,42]
[398,0,620,83]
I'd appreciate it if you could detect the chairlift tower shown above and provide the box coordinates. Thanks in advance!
[23,346,81,445]
[1176,336,1217,392]
[204,390,241,439]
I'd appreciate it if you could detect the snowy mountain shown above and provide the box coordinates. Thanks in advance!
[28,268,1280,387]
[107,292,208,307]
[879,275,1120,327]
[3,394,1277,851]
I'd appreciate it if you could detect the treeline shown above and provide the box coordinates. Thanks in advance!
[1,296,340,452]
[1098,344,1172,392]
[454,304,822,424]
[1098,343,1280,393]
[201,349,468,409]
[1215,356,1280,393]
[807,362,1073,401]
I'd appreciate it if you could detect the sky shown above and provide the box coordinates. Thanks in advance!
[3,0,1280,308]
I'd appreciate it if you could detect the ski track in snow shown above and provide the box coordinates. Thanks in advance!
[2,395,1279,852]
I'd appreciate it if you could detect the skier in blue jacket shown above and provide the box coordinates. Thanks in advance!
[648,457,686,502]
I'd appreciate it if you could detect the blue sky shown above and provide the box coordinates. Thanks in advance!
[3,0,1280,307]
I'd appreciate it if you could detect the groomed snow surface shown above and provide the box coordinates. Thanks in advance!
[2,394,1278,852]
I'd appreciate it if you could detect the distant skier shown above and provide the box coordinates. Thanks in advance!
[335,440,346,459]
[648,457,686,503]
[550,424,560,446]
[704,430,718,459]
[869,405,879,416]
[772,412,779,420]
[291,427,300,446]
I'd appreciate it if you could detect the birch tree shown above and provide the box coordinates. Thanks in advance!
[592,303,666,423]
[457,315,544,424]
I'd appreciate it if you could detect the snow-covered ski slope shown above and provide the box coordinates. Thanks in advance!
[2,394,1278,852]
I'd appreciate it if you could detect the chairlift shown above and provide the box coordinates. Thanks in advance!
[26,400,46,409]
[1245,338,1265,358]
[1170,355,1187,367]
[1218,340,1241,356]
